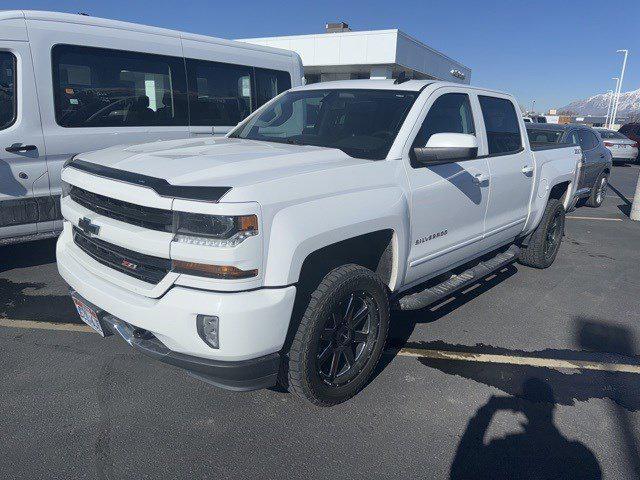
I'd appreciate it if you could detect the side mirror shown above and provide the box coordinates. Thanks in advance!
[412,133,479,166]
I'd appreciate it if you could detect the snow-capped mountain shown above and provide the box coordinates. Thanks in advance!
[559,88,640,116]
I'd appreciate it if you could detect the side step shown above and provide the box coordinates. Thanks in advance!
[397,244,520,311]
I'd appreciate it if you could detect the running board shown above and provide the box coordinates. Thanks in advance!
[397,244,520,311]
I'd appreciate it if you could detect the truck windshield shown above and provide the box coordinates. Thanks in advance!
[0,52,16,130]
[229,89,418,160]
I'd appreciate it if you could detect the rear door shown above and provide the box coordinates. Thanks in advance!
[480,95,533,245]
[576,128,603,186]
[0,43,50,241]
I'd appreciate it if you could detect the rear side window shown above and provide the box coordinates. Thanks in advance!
[52,45,188,128]
[479,96,522,155]
[577,129,599,150]
[412,93,475,148]
[527,129,562,143]
[255,67,291,108]
[186,59,253,126]
[0,51,17,130]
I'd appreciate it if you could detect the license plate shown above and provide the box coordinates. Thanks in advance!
[72,296,105,337]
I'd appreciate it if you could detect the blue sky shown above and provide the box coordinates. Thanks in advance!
[4,0,639,112]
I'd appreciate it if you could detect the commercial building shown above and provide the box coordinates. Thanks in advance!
[238,22,471,85]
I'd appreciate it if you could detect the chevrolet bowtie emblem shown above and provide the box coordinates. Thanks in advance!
[78,217,100,236]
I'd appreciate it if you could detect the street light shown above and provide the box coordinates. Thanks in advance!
[604,89,614,128]
[607,77,619,128]
[610,49,629,129]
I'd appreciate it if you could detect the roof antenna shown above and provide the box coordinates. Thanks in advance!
[394,72,408,85]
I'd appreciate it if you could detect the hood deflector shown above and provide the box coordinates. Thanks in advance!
[67,159,232,202]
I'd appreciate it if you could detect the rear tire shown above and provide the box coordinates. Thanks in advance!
[586,171,609,208]
[518,199,565,269]
[286,264,389,407]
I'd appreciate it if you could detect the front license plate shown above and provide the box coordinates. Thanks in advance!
[72,296,105,337]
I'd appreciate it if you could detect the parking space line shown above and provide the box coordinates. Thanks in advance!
[566,216,623,222]
[391,347,640,374]
[0,318,92,333]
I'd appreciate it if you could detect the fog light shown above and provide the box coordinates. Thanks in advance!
[196,315,219,349]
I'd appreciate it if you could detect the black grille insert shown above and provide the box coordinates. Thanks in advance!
[69,186,173,232]
[73,227,171,284]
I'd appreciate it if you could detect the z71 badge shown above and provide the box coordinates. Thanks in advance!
[415,229,448,245]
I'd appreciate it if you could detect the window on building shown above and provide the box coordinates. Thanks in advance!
[412,93,475,151]
[479,96,522,155]
[52,45,187,128]
[0,51,17,130]
[187,59,253,126]
[254,67,291,108]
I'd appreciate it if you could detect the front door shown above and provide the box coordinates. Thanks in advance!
[404,89,490,285]
[0,43,49,242]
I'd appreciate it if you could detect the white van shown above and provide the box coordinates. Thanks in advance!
[0,10,303,245]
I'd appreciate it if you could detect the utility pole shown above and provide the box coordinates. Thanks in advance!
[610,49,628,129]
[604,89,614,128]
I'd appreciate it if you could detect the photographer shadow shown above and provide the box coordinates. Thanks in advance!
[450,377,601,480]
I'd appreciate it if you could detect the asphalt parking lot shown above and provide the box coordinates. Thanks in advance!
[1,163,640,480]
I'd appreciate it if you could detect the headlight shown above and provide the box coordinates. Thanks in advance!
[172,212,258,247]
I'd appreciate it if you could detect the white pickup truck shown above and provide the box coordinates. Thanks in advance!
[57,79,582,406]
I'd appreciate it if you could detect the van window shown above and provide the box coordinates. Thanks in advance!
[255,67,291,108]
[0,52,17,130]
[412,93,475,150]
[478,96,522,155]
[187,59,253,126]
[52,45,187,127]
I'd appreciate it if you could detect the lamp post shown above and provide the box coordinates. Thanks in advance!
[610,49,628,129]
[608,77,619,128]
[604,89,614,128]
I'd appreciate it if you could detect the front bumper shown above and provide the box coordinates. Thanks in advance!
[97,310,281,390]
[57,229,297,389]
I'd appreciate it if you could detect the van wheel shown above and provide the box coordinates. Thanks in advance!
[518,199,565,269]
[587,172,608,208]
[286,264,389,406]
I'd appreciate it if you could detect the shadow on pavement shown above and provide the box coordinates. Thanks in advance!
[411,317,640,478]
[0,278,78,324]
[0,238,57,273]
[450,378,602,479]
[608,182,634,218]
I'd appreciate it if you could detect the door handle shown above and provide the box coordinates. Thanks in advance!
[599,154,606,159]
[473,173,489,185]
[521,165,534,175]
[5,144,37,153]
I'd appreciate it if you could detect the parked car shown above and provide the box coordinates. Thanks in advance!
[526,123,612,207]
[619,123,640,159]
[523,115,547,123]
[57,79,582,406]
[594,128,638,163]
[0,10,302,246]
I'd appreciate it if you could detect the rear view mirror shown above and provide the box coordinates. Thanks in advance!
[412,133,478,166]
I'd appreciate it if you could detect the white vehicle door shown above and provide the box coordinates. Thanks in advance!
[0,43,49,241]
[403,88,490,285]
[478,95,533,244]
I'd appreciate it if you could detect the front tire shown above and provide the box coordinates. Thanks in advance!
[286,264,389,406]
[518,198,565,269]
[586,171,609,208]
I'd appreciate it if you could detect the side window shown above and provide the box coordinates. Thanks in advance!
[568,131,580,146]
[478,96,523,155]
[254,67,291,108]
[0,51,17,130]
[52,45,187,128]
[577,129,598,150]
[187,59,253,126]
[412,93,475,149]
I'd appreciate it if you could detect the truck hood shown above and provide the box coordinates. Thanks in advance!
[76,137,368,190]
